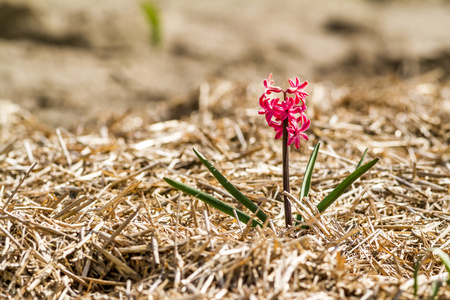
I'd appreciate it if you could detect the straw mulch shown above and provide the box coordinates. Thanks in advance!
[0,73,449,299]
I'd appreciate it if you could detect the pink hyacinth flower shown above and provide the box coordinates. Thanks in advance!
[259,74,310,148]
[287,117,310,149]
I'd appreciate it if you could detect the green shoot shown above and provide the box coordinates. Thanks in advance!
[316,158,379,213]
[296,142,320,222]
[430,248,450,284]
[414,255,423,296]
[299,143,321,202]
[164,177,263,227]
[141,1,162,46]
[430,280,442,300]
[355,148,368,170]
[193,148,268,224]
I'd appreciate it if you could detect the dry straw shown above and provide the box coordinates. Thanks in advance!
[0,73,449,299]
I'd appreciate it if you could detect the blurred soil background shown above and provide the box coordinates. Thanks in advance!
[1,0,450,128]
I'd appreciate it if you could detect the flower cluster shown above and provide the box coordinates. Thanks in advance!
[258,74,310,149]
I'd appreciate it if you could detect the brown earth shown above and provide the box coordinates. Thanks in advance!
[1,0,450,128]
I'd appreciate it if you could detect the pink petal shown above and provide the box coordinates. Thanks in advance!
[288,78,295,87]
[299,119,311,131]
[263,73,274,88]
[274,129,283,140]
[295,138,300,149]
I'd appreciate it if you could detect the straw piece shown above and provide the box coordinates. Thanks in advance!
[151,232,160,265]
[7,248,32,292]
[110,162,159,188]
[82,277,127,286]
[57,263,89,287]
[53,196,88,219]
[103,205,141,247]
[56,128,72,166]
[0,223,24,250]
[98,180,141,215]
[92,242,142,281]
[2,162,37,211]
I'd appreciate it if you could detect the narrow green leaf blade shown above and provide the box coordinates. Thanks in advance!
[430,280,442,299]
[413,255,423,296]
[164,177,262,227]
[430,248,450,283]
[296,143,320,222]
[141,1,162,46]
[316,158,379,213]
[299,143,321,201]
[193,148,268,223]
[355,148,368,170]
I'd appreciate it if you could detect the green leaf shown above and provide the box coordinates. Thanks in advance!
[430,248,450,284]
[299,143,321,201]
[316,158,379,213]
[164,177,262,227]
[141,1,162,46]
[430,280,442,300]
[414,255,423,296]
[355,148,368,170]
[296,143,320,222]
[193,148,268,224]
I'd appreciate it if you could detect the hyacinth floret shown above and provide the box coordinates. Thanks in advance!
[259,73,310,149]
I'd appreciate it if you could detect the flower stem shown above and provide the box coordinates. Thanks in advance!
[282,93,292,227]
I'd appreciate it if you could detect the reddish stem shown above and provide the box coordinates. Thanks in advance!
[282,93,292,227]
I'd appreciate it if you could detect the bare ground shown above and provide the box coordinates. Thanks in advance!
[1,0,450,127]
